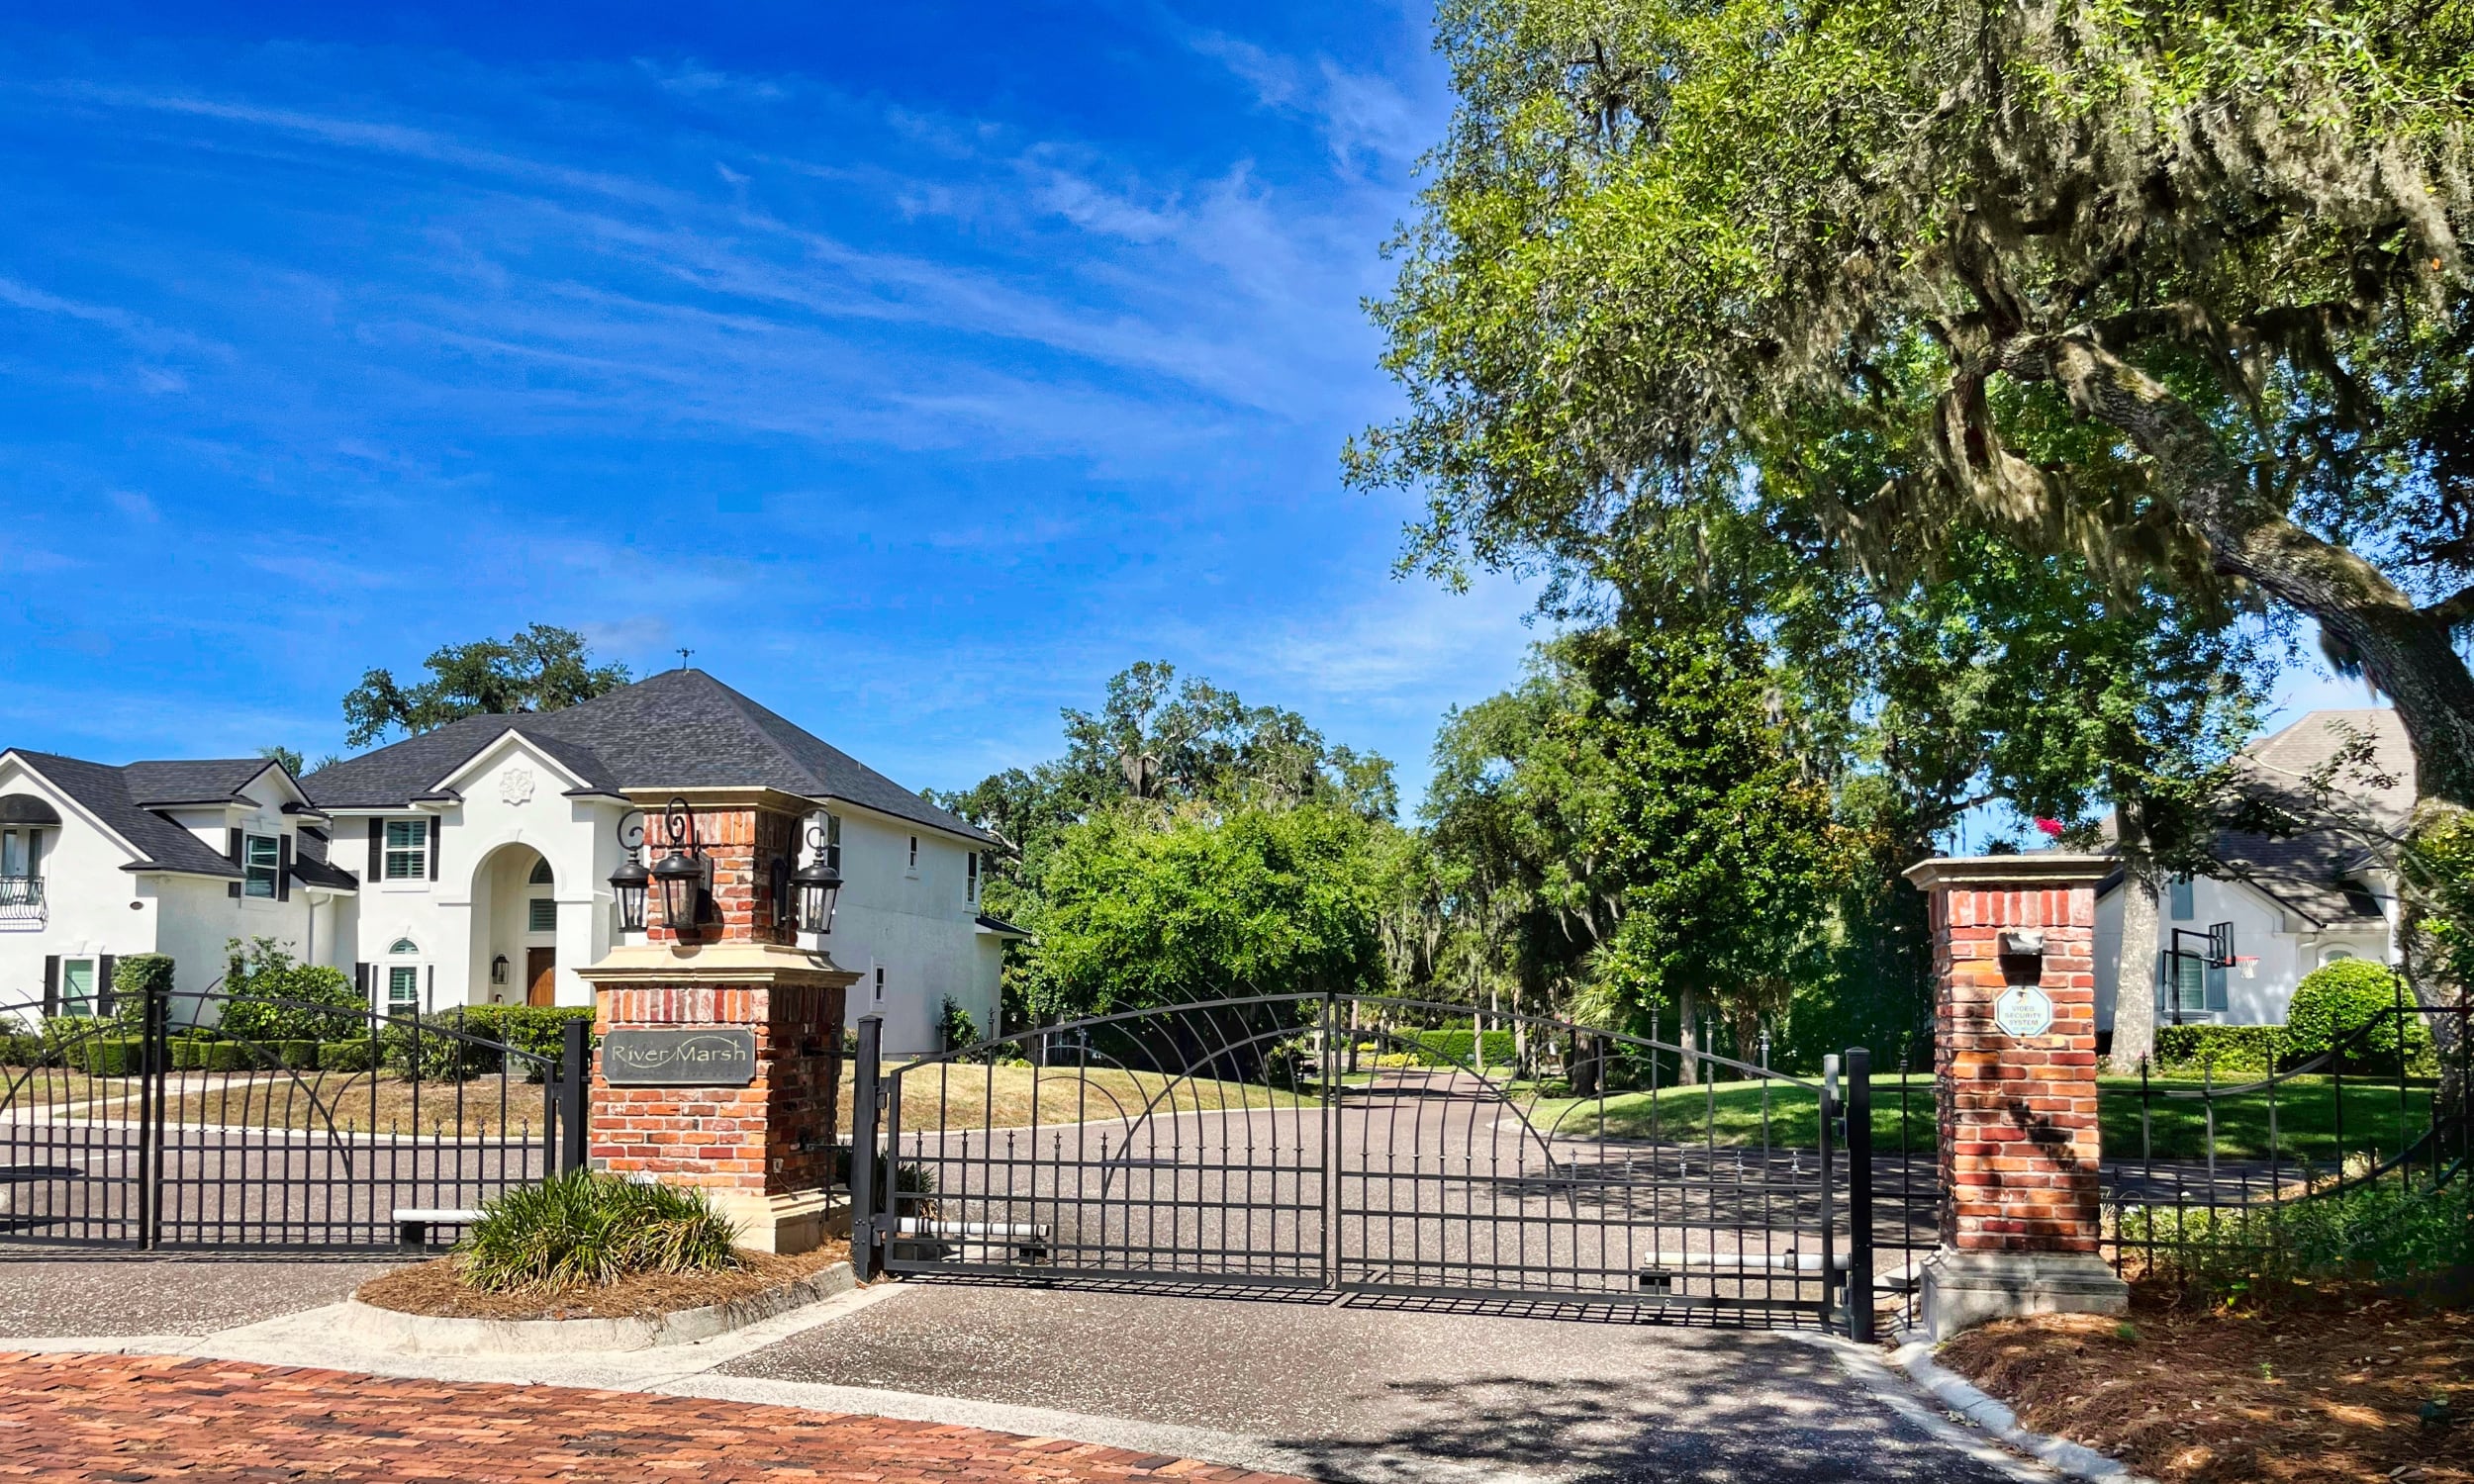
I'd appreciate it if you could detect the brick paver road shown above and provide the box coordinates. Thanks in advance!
[0,1353,1308,1483]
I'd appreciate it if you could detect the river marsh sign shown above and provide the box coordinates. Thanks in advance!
[601,1027,759,1086]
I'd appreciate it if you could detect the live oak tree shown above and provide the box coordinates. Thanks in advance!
[342,625,630,747]
[1357,0,2474,1004]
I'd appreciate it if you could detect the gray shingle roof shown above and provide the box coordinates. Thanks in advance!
[7,751,248,878]
[122,758,281,807]
[2217,709,2411,927]
[290,828,359,892]
[301,670,992,842]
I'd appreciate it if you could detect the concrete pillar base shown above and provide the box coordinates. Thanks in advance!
[1919,1248,2128,1341]
[706,1188,846,1255]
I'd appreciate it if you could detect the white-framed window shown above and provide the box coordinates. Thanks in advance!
[873,964,886,1003]
[2323,946,2357,966]
[1,826,42,879]
[242,833,281,898]
[823,814,842,872]
[383,819,428,880]
[2167,875,2195,921]
[60,956,96,1017]
[966,850,980,905]
[527,898,558,933]
[906,835,918,875]
[388,937,421,1012]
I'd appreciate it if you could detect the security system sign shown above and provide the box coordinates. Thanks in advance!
[1993,985,2055,1040]
[602,1028,758,1086]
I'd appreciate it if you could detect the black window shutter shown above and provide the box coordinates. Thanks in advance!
[43,955,59,1016]
[428,816,441,881]
[367,819,383,881]
[228,827,243,898]
[355,962,369,999]
[426,964,435,1010]
[277,835,293,902]
[97,954,116,1016]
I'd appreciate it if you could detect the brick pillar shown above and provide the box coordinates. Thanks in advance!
[1904,854,2129,1339]
[578,792,858,1254]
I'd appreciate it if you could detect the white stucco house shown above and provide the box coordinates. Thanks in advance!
[2,670,1023,1052]
[2095,708,2408,1034]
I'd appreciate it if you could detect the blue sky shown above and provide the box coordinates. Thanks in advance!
[0,1,2378,821]
[0,0,1554,805]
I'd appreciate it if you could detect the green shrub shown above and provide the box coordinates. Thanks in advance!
[0,1031,41,1067]
[382,1005,593,1081]
[455,1169,741,1292]
[317,1040,377,1073]
[107,954,177,1027]
[40,1016,112,1064]
[382,1013,503,1080]
[2284,961,2432,1071]
[2151,1024,2289,1075]
[1407,1029,1518,1068]
[169,1038,206,1071]
[218,937,366,1044]
[76,1038,144,1076]
[2115,1174,2473,1307]
[202,1041,268,1073]
[276,1040,319,1069]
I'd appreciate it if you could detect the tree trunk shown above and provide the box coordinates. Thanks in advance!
[1731,1001,1764,1072]
[2108,799,2161,1074]
[1676,985,1701,1086]
[2007,334,2474,820]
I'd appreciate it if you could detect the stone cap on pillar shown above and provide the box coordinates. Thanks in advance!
[576,940,861,989]
[1904,853,2114,891]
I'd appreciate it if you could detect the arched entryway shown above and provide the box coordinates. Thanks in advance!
[471,843,560,1007]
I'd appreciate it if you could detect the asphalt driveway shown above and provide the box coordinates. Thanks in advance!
[721,1280,2036,1484]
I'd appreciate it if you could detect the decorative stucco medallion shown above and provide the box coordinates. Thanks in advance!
[499,766,536,806]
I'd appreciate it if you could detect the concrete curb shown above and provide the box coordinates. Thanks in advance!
[333,1262,855,1356]
[1887,1331,2154,1483]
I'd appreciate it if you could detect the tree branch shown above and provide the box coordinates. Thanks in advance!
[2423,583,2474,630]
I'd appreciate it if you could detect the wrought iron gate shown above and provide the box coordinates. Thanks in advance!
[851,993,1879,1331]
[0,980,586,1251]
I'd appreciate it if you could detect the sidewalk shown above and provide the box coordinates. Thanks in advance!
[0,1351,1302,1483]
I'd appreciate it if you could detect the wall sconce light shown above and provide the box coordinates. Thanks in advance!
[789,818,843,935]
[490,954,509,986]
[610,797,710,936]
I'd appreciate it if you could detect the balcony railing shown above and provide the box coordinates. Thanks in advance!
[0,876,45,923]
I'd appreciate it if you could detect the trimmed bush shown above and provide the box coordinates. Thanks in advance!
[169,1037,207,1071]
[0,1031,45,1067]
[1408,1029,1517,1068]
[276,1040,320,1069]
[455,1169,741,1292]
[384,1005,594,1081]
[318,1040,377,1073]
[76,1038,144,1076]
[2151,1024,2288,1075]
[2285,960,2433,1071]
[219,939,366,1044]
[201,1041,267,1073]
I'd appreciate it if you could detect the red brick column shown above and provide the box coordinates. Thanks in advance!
[580,792,857,1254]
[1904,854,2127,1338]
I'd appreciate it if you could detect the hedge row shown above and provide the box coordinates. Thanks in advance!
[1407,1030,1518,1068]
[2148,1021,2440,1077]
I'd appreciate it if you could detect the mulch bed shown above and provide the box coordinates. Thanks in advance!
[353,1241,849,1321]
[1938,1280,2472,1482]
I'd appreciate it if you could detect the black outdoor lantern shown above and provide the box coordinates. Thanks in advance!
[610,797,706,936]
[790,819,843,935]
[608,854,650,933]
[650,843,706,933]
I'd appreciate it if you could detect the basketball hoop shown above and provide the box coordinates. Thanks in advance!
[2235,955,2259,980]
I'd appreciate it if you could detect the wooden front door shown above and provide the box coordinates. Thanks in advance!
[525,947,556,1007]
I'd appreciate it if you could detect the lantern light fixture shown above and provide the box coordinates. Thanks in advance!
[789,817,843,936]
[609,797,709,938]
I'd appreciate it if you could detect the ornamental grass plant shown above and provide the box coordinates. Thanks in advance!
[455,1169,741,1292]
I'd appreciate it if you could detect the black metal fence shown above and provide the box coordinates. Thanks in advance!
[2104,1001,2469,1291]
[0,979,587,1251]
[849,993,1883,1332]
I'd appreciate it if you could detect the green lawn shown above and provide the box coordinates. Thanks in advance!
[1521,1073,2435,1163]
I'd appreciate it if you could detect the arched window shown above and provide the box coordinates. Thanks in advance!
[528,857,554,885]
[384,939,422,1013]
